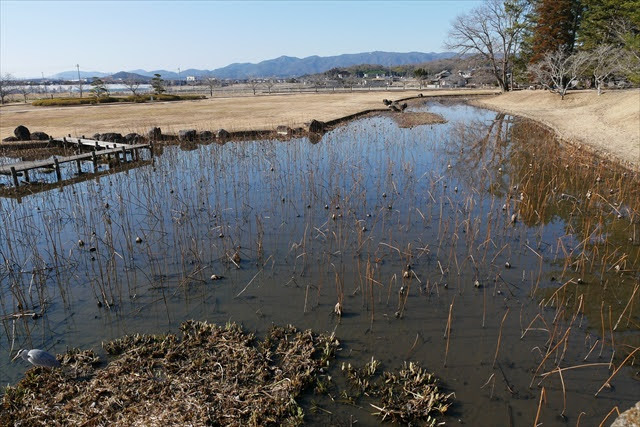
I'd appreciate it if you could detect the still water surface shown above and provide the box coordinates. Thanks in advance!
[1,102,638,425]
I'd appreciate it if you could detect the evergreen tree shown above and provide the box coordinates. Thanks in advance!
[90,78,108,99]
[530,0,583,63]
[151,74,166,95]
[578,0,640,49]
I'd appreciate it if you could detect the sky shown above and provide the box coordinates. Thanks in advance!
[1,0,483,78]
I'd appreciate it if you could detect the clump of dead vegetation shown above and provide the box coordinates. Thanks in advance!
[2,321,340,426]
[391,112,447,128]
[341,357,454,425]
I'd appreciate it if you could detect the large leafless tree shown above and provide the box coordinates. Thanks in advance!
[528,47,590,99]
[446,0,530,91]
[203,75,219,97]
[589,44,622,95]
[0,73,15,104]
[123,77,141,96]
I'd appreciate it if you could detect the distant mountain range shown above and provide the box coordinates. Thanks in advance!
[48,51,456,81]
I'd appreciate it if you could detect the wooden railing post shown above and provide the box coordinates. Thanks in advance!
[53,157,62,181]
[10,166,19,187]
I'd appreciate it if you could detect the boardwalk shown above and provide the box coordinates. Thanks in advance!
[0,137,151,188]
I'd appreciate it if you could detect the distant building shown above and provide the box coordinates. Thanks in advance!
[186,76,196,83]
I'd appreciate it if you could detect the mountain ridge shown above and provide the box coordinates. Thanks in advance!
[49,51,456,80]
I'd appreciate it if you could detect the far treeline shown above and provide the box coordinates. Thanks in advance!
[443,0,639,97]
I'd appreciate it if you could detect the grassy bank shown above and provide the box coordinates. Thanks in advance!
[473,89,640,171]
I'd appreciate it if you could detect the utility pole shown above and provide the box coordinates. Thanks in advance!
[178,67,181,92]
[76,64,83,97]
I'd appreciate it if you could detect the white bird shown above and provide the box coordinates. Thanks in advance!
[12,349,61,368]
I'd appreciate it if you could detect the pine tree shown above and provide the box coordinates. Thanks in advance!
[578,0,640,49]
[530,0,583,64]
[151,74,166,95]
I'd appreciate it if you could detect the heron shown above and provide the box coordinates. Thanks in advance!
[11,349,61,368]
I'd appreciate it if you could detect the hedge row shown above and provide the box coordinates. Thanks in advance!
[33,94,205,107]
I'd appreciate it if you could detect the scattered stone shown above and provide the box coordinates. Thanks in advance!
[99,133,123,143]
[308,119,325,133]
[215,129,230,139]
[135,237,142,244]
[2,136,19,142]
[276,125,291,136]
[148,127,162,140]
[611,401,640,427]
[178,129,197,142]
[382,99,392,106]
[198,130,213,141]
[14,125,30,141]
[124,133,140,143]
[30,131,50,141]
[210,274,223,281]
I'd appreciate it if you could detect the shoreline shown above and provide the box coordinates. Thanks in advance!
[2,89,638,172]
[471,89,640,171]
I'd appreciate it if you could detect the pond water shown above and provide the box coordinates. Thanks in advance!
[1,101,638,425]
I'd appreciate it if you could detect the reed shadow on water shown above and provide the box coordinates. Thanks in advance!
[0,100,638,426]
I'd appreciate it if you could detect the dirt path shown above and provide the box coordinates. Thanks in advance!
[473,89,640,170]
[0,89,497,140]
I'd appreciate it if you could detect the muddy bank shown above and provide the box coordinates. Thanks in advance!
[472,89,640,171]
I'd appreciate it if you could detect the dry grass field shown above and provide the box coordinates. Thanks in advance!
[474,89,640,170]
[0,89,497,140]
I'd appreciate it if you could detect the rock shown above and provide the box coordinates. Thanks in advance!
[30,131,50,140]
[389,105,400,112]
[124,133,140,143]
[215,129,230,139]
[178,129,197,142]
[2,136,19,142]
[198,130,213,141]
[382,99,392,106]
[14,125,30,141]
[418,93,424,97]
[276,125,291,136]
[400,103,408,111]
[99,133,123,143]
[308,119,325,133]
[93,133,101,140]
[148,127,162,140]
[612,401,640,427]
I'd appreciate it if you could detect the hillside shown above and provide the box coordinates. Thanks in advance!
[49,51,456,81]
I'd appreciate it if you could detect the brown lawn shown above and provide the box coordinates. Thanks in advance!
[0,89,497,140]
[474,89,640,170]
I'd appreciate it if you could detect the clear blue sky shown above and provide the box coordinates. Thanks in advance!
[1,0,482,78]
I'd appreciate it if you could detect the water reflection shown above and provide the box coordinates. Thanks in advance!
[1,102,637,426]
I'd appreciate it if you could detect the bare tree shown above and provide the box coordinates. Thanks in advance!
[248,78,260,95]
[123,77,141,96]
[16,81,32,103]
[446,0,530,91]
[0,73,15,104]
[589,45,622,95]
[264,79,276,94]
[610,18,640,83]
[203,75,219,97]
[528,48,590,99]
